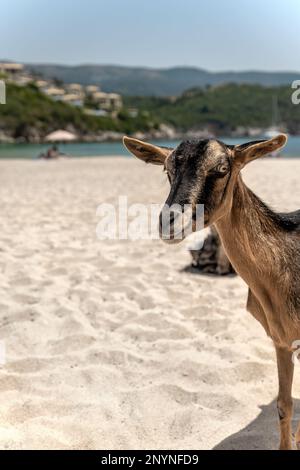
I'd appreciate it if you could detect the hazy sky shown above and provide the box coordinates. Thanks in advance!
[1,0,300,70]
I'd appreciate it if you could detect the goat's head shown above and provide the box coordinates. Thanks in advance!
[123,134,287,243]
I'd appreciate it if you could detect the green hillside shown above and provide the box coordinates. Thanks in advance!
[124,84,300,134]
[1,82,300,141]
[0,82,156,141]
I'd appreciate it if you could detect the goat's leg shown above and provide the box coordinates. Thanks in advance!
[275,346,294,450]
[296,423,300,450]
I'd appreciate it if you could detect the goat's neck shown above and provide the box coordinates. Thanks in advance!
[215,174,281,283]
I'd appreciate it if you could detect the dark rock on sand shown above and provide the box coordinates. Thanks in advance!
[190,227,235,275]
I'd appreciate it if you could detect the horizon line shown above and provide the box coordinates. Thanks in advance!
[3,60,300,75]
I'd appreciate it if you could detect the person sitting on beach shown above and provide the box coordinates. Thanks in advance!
[46,145,59,159]
[38,145,60,159]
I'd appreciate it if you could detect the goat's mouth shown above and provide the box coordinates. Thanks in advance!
[160,226,188,244]
[159,214,199,244]
[159,205,205,244]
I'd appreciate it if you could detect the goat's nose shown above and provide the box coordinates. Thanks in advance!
[169,211,176,225]
[159,206,181,238]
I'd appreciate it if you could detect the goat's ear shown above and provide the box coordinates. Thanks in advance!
[123,136,172,165]
[233,134,287,167]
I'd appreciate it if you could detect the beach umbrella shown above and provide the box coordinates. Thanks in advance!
[45,130,77,142]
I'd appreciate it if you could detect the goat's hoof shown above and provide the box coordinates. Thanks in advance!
[279,440,293,450]
[295,431,300,450]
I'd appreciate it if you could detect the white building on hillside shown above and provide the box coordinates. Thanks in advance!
[0,62,24,75]
[44,87,65,101]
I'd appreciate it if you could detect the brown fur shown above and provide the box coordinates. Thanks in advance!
[123,134,300,450]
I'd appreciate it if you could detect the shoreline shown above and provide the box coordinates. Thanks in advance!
[1,135,300,160]
[1,130,300,146]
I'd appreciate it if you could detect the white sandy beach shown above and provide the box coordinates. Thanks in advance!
[0,156,299,450]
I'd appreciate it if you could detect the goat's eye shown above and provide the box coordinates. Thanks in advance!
[215,163,229,174]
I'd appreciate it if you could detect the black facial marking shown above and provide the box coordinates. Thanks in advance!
[163,138,233,222]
